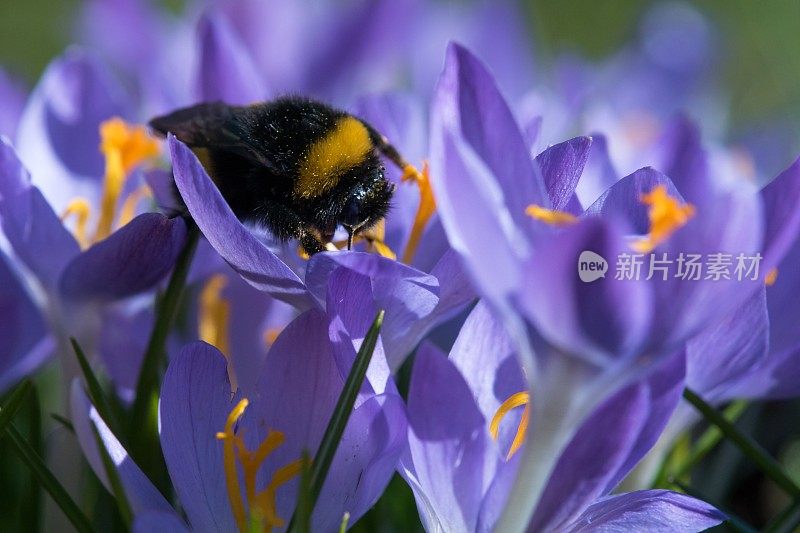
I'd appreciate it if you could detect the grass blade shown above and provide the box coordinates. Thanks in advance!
[683,388,800,499]
[89,420,133,528]
[71,338,123,438]
[6,423,94,533]
[0,380,32,438]
[288,310,384,531]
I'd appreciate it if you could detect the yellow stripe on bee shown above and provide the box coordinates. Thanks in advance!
[296,117,373,199]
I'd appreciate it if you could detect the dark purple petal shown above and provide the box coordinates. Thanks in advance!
[767,240,800,358]
[99,307,153,399]
[564,490,725,533]
[535,136,592,211]
[687,289,769,402]
[401,342,502,532]
[169,136,313,309]
[602,352,686,492]
[529,382,650,531]
[518,217,652,363]
[656,115,709,205]
[59,213,186,302]
[133,511,189,533]
[15,48,129,214]
[760,156,800,270]
[0,252,54,392]
[159,342,238,532]
[194,15,268,104]
[0,139,80,289]
[575,134,619,208]
[70,381,176,516]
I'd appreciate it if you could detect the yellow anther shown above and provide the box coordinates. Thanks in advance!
[263,328,283,347]
[766,267,778,286]
[489,391,530,461]
[199,274,235,391]
[117,184,153,228]
[631,185,695,253]
[402,161,435,264]
[217,399,304,533]
[95,118,160,242]
[525,204,578,226]
[61,198,92,249]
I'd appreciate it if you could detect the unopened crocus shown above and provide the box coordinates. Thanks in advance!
[401,302,725,532]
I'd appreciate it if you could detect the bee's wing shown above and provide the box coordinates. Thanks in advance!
[149,102,276,169]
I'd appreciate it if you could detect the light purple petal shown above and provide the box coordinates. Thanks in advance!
[15,48,129,214]
[70,381,176,517]
[656,115,709,205]
[0,139,80,289]
[760,156,800,270]
[159,341,238,532]
[518,217,652,363]
[564,490,725,533]
[193,14,267,104]
[401,342,501,532]
[168,136,313,309]
[535,136,592,211]
[99,306,153,398]
[529,382,650,531]
[575,134,619,209]
[59,213,186,302]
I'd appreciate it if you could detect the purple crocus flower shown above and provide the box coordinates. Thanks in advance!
[428,42,800,529]
[71,302,407,530]
[401,302,725,532]
[0,51,188,391]
[0,68,26,138]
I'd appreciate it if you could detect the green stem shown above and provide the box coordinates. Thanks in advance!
[0,380,32,437]
[6,424,94,533]
[683,388,800,499]
[288,310,385,532]
[129,222,200,490]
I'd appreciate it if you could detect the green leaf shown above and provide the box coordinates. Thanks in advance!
[71,338,123,439]
[89,419,133,528]
[288,310,385,532]
[51,413,75,433]
[6,423,94,533]
[129,222,200,492]
[294,451,312,533]
[0,380,32,438]
[683,388,800,499]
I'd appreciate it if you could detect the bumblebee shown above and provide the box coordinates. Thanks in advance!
[150,97,416,255]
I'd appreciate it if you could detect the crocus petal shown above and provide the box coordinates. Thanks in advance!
[535,136,592,211]
[159,341,238,532]
[0,251,54,393]
[133,511,189,533]
[430,43,548,302]
[687,288,769,402]
[401,342,501,532]
[99,306,153,398]
[529,382,650,531]
[564,490,725,533]
[15,48,129,214]
[0,139,80,289]
[518,217,652,363]
[759,156,800,270]
[767,239,800,358]
[656,114,709,205]
[70,381,176,516]
[168,136,313,309]
[194,14,267,104]
[574,134,619,208]
[59,213,186,302]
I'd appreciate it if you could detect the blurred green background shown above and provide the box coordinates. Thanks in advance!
[2,0,799,130]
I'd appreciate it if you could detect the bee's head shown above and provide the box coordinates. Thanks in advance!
[339,165,394,240]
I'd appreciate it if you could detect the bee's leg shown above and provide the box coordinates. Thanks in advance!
[364,125,422,181]
[298,230,326,256]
